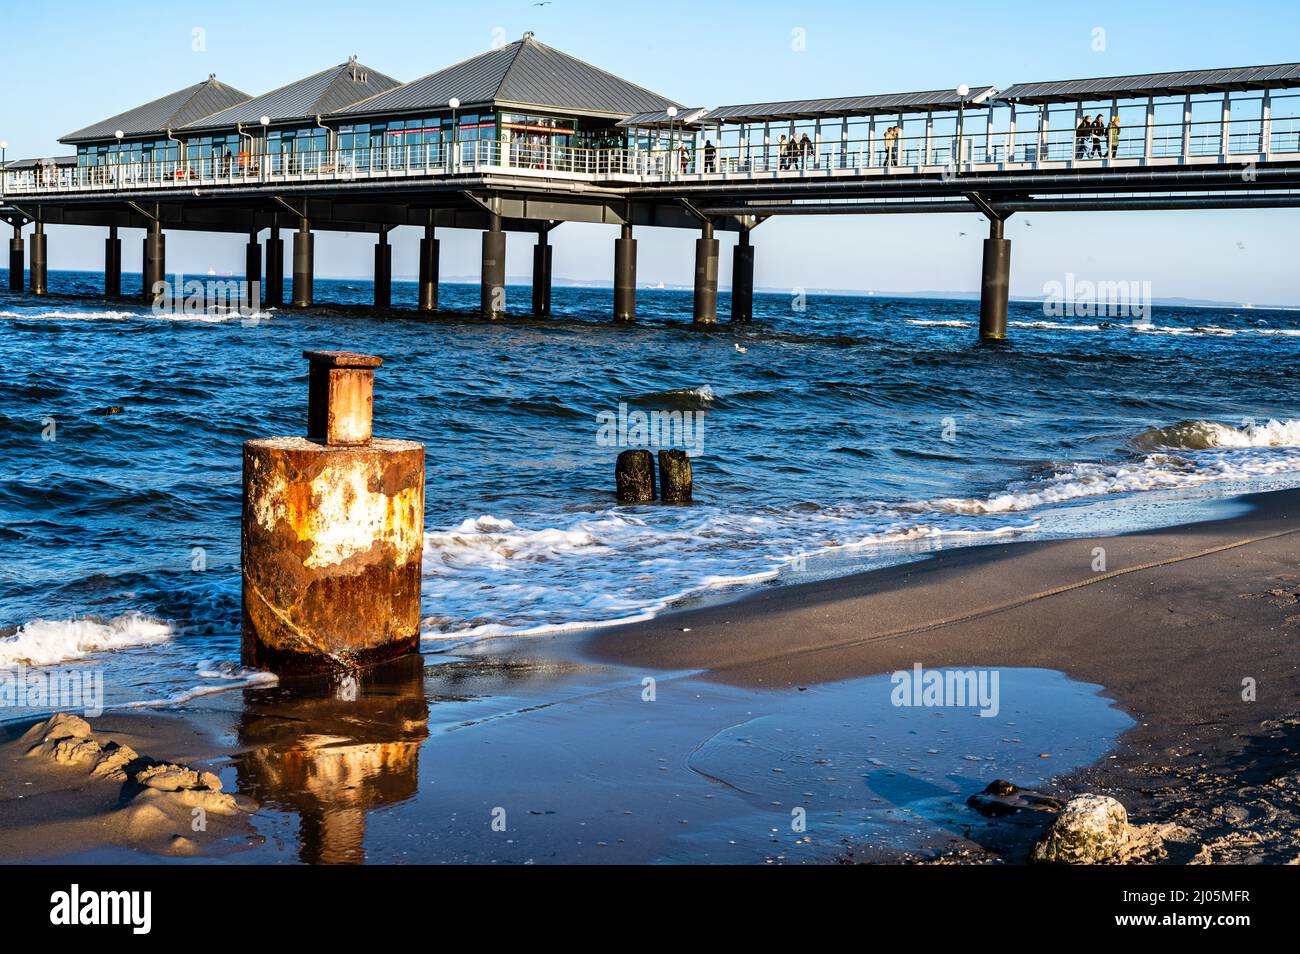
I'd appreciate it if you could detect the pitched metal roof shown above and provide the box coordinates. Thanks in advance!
[60,76,252,143]
[337,36,679,120]
[621,87,996,127]
[2,155,76,169]
[185,59,400,130]
[997,63,1300,104]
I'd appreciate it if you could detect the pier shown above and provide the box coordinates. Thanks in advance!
[2,37,1299,338]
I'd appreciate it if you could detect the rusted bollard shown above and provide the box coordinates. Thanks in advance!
[658,449,693,503]
[241,351,425,674]
[615,449,656,502]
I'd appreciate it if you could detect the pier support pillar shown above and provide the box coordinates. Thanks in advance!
[266,226,284,307]
[8,226,22,293]
[105,226,122,298]
[292,220,314,308]
[613,223,637,322]
[693,221,720,324]
[418,222,439,312]
[374,231,392,309]
[731,228,754,322]
[481,213,506,319]
[244,232,262,312]
[531,230,552,316]
[979,217,1011,341]
[242,350,425,675]
[29,223,47,296]
[142,219,165,303]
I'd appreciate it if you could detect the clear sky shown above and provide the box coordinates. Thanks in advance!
[2,0,1298,304]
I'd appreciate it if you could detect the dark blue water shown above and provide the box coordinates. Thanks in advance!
[1,269,1298,707]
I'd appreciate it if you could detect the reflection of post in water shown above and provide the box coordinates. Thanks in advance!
[233,655,429,864]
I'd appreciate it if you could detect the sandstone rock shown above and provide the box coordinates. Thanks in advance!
[1030,794,1130,864]
[90,742,140,781]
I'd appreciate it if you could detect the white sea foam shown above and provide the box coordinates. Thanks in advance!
[418,418,1300,642]
[0,308,271,324]
[117,661,278,709]
[0,613,173,668]
[907,316,1300,337]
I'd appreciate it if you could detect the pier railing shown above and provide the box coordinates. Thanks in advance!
[5,116,1299,197]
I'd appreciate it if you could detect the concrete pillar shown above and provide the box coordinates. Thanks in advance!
[613,223,637,322]
[142,219,165,302]
[731,228,754,322]
[481,213,506,319]
[979,217,1011,341]
[241,350,425,674]
[29,223,47,296]
[531,230,552,316]
[266,226,284,307]
[373,231,392,309]
[693,220,720,324]
[7,226,22,293]
[105,225,122,298]
[292,220,314,308]
[418,222,439,312]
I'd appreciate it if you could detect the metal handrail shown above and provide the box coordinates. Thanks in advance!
[4,116,1299,196]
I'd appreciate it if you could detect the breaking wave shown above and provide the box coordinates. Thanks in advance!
[0,614,173,668]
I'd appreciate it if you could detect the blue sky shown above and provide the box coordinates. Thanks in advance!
[2,0,1298,304]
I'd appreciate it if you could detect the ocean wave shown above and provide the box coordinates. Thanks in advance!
[925,447,1300,515]
[0,613,173,668]
[1133,418,1300,451]
[624,385,716,408]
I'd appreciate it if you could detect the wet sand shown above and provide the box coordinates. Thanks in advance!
[1,488,1298,863]
[582,487,1300,862]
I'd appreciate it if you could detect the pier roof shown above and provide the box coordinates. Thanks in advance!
[619,87,996,128]
[61,76,251,144]
[185,58,400,130]
[337,35,679,121]
[997,63,1300,104]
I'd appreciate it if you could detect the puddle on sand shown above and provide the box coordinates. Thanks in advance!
[182,656,1132,864]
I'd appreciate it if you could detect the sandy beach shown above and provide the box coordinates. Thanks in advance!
[2,487,1297,864]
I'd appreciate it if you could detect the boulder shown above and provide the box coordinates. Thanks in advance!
[1030,794,1130,864]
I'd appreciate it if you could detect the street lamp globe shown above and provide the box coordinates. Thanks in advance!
[260,116,271,127]
[956,84,970,98]
[115,130,124,140]
[448,98,460,110]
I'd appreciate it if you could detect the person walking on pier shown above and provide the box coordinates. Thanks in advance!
[703,139,717,173]
[883,126,898,166]
[1090,115,1105,158]
[1075,116,1091,159]
[1107,116,1121,158]
[799,133,815,170]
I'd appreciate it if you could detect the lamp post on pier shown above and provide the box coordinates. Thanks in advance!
[955,84,970,170]
[448,98,460,170]
[666,105,679,180]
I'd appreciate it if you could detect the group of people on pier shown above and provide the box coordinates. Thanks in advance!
[1075,114,1122,158]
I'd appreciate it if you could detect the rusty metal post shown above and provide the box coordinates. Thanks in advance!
[241,351,425,674]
